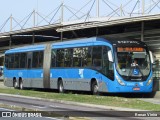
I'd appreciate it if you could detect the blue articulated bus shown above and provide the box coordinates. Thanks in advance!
[4,37,154,94]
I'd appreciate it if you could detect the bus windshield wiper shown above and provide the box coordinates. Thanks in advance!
[127,67,133,80]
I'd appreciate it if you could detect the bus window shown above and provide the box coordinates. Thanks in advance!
[82,47,92,67]
[8,54,14,69]
[27,52,32,69]
[73,48,82,67]
[64,49,73,67]
[5,55,9,68]
[56,49,64,67]
[32,51,44,68]
[32,52,39,68]
[39,51,43,68]
[51,49,56,67]
[20,53,27,68]
[92,46,102,67]
[14,53,20,68]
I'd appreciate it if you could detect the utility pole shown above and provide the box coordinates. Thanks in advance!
[61,0,64,41]
[61,0,64,23]
[33,10,36,44]
[120,4,123,17]
[96,0,99,17]
[142,0,145,15]
[33,10,36,27]
[10,14,12,31]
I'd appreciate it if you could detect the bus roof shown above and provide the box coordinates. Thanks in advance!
[52,37,108,48]
[5,44,45,54]
[5,37,109,54]
[5,37,147,54]
[51,37,147,48]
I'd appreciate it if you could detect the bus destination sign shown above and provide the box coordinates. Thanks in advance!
[117,47,144,52]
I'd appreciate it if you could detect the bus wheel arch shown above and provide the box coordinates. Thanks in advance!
[13,77,18,89]
[91,78,99,95]
[19,77,24,90]
[57,78,64,93]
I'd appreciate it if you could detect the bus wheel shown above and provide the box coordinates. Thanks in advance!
[13,79,18,89]
[19,80,23,90]
[92,81,99,95]
[58,80,64,93]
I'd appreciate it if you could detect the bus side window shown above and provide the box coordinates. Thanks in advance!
[32,52,39,68]
[82,47,92,67]
[64,48,73,67]
[56,49,64,67]
[20,53,27,68]
[38,51,43,68]
[28,59,32,68]
[5,55,9,68]
[73,48,82,67]
[92,46,102,69]
[32,51,44,68]
[14,53,20,68]
[51,49,56,67]
[27,52,32,69]
[8,54,14,69]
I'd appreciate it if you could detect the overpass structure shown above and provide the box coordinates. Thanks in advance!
[1,14,160,58]
[1,0,160,60]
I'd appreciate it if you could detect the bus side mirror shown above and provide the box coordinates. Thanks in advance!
[108,50,113,62]
[149,51,155,64]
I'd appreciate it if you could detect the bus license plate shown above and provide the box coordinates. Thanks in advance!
[133,87,140,91]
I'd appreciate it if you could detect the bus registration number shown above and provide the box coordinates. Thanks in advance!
[133,87,140,91]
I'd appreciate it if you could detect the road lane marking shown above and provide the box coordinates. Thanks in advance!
[32,105,46,109]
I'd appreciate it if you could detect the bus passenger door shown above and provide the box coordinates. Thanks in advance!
[26,52,32,87]
[27,52,32,69]
[102,46,114,80]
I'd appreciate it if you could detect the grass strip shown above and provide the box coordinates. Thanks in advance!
[0,87,160,111]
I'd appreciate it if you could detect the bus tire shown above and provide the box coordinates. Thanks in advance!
[19,80,24,90]
[92,81,99,95]
[13,79,18,89]
[58,80,64,93]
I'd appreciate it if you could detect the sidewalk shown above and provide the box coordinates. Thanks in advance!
[154,91,160,98]
[139,98,160,105]
[139,91,160,104]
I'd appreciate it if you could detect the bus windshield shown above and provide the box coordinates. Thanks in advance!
[116,47,151,81]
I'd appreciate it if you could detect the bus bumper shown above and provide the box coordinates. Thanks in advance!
[113,85,153,93]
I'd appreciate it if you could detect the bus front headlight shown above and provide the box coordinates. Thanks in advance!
[116,75,125,86]
[147,78,153,86]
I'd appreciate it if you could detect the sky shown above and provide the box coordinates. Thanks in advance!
[0,0,160,32]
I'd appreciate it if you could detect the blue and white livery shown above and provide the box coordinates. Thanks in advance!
[4,37,154,94]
